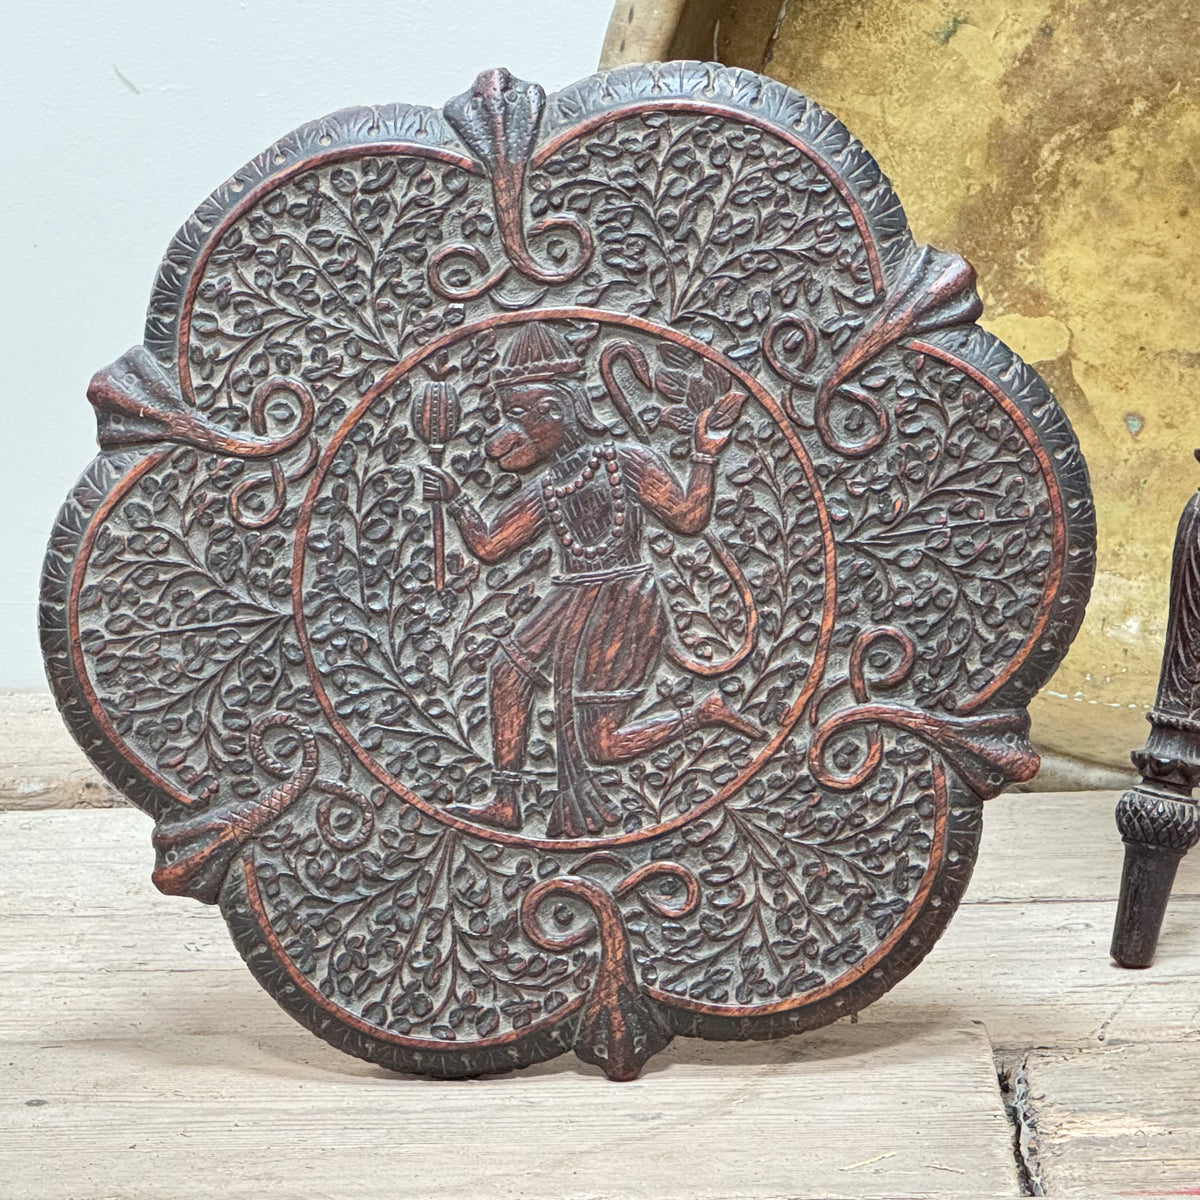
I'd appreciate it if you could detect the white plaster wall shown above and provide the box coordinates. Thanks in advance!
[0,0,614,686]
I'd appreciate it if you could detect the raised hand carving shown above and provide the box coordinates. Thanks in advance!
[151,711,374,904]
[521,861,698,1079]
[809,246,982,458]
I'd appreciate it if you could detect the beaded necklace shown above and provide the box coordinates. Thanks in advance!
[541,441,626,561]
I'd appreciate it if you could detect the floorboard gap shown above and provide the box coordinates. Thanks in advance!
[996,1051,1047,1197]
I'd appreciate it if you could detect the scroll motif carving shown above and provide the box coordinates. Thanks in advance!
[89,346,315,458]
[443,68,594,288]
[521,861,698,1079]
[41,62,1095,1079]
[152,711,374,904]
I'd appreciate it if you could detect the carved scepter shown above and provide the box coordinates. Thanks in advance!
[1111,465,1200,967]
[412,381,462,591]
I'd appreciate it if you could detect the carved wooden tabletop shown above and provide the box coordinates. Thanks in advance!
[41,62,1095,1080]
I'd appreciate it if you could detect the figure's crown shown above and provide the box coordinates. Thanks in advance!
[492,323,583,386]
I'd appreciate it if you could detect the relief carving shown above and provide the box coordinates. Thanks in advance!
[41,63,1095,1079]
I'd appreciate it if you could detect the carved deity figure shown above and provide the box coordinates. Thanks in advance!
[422,324,764,837]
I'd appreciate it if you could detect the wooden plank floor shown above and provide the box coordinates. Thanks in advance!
[0,691,120,809]
[1024,1042,1200,1194]
[1,792,1197,1198]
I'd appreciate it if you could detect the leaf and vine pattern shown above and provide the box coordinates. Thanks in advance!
[538,112,875,368]
[183,154,489,431]
[812,344,1056,713]
[298,318,824,841]
[53,63,1093,1075]
[253,796,594,1043]
[638,734,940,1006]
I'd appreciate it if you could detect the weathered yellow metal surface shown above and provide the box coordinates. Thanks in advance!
[763,0,1198,767]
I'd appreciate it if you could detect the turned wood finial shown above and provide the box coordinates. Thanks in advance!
[1112,482,1200,967]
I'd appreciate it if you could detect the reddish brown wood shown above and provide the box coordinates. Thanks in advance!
[41,63,1094,1080]
[412,380,463,590]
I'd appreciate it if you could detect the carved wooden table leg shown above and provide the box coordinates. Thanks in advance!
[1112,483,1200,967]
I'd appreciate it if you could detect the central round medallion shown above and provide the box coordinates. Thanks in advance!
[296,310,832,848]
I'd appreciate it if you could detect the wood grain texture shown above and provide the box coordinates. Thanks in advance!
[0,806,1030,1199]
[599,0,690,67]
[0,690,120,809]
[1023,1042,1200,1196]
[4,791,1200,1195]
[5,794,1199,1050]
[0,807,1018,1195]
[0,1025,1018,1200]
